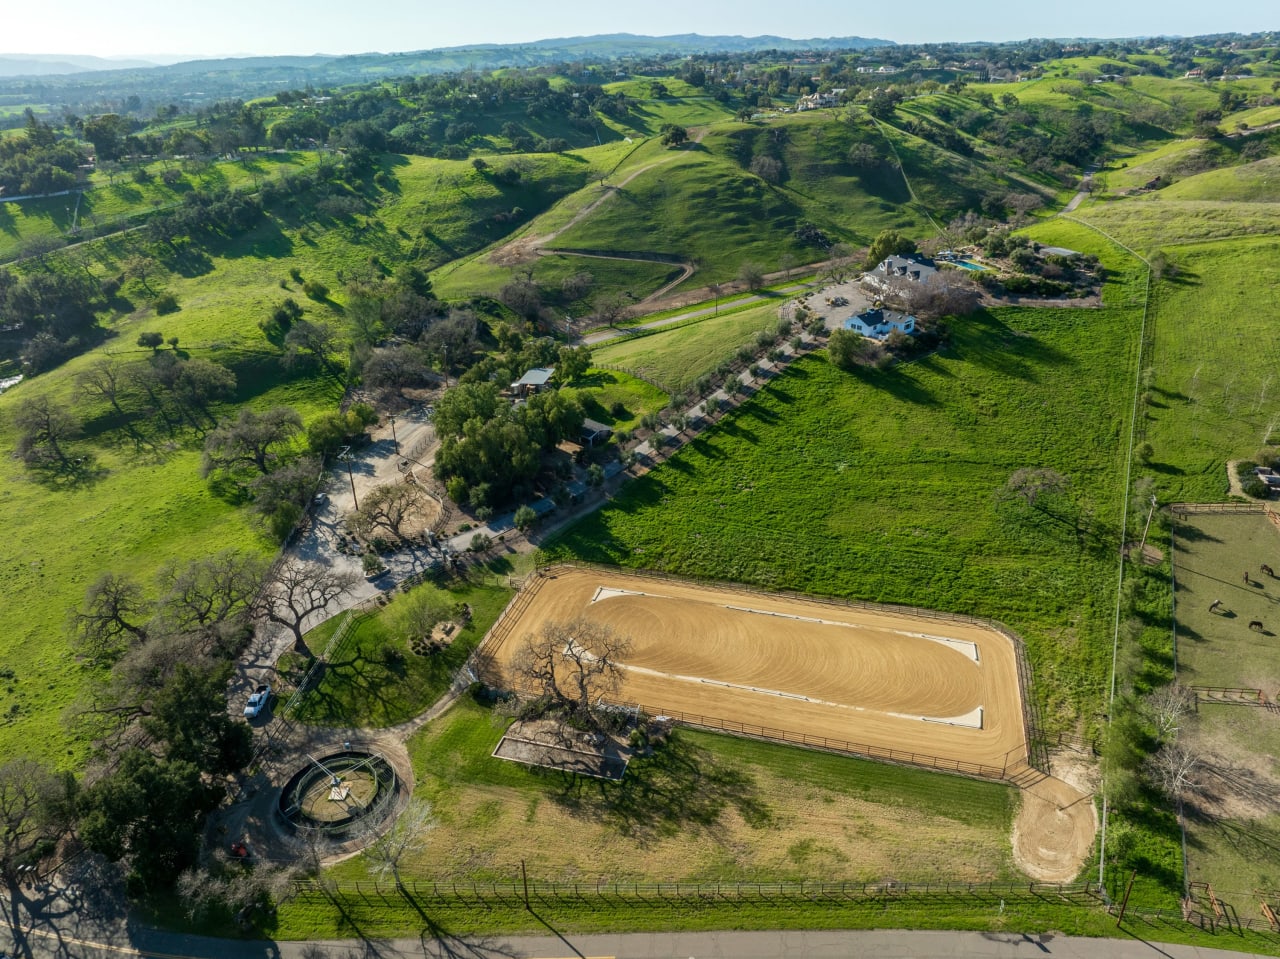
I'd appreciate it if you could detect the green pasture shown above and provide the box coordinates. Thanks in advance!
[289,578,513,727]
[0,348,342,767]
[553,286,1143,731]
[1171,513,1280,919]
[1156,156,1280,202]
[1105,139,1229,192]
[1072,198,1280,250]
[432,250,681,307]
[591,300,788,393]
[1131,238,1280,501]
[0,151,322,263]
[566,369,670,432]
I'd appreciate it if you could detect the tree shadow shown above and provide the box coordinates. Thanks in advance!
[549,731,769,841]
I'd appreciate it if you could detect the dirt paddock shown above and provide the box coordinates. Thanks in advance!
[483,568,1029,774]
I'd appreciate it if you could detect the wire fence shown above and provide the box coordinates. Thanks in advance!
[297,876,1107,908]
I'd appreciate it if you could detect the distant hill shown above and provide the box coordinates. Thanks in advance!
[0,33,891,87]
[0,54,158,76]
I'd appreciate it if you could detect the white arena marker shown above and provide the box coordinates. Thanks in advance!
[920,706,984,729]
[592,586,659,603]
[723,605,981,662]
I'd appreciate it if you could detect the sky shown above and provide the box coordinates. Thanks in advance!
[6,0,1277,59]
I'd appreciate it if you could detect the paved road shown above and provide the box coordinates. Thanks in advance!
[7,904,1275,959]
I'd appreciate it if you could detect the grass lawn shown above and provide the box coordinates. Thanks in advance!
[552,294,1143,734]
[591,299,789,393]
[289,577,514,727]
[1171,512,1280,919]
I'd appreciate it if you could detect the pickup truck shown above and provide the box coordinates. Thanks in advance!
[243,683,272,718]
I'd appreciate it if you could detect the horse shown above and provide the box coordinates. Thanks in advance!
[1209,599,1224,614]
[1262,564,1275,579]
[1249,620,1264,632]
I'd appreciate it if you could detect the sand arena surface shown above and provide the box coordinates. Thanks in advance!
[485,568,1029,773]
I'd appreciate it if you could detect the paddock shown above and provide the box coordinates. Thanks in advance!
[481,567,1030,777]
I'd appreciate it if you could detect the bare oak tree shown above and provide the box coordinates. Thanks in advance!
[70,572,151,666]
[511,618,634,726]
[349,482,424,543]
[258,560,359,654]
[1145,742,1201,802]
[363,797,437,889]
[153,550,267,642]
[0,759,76,886]
[1143,684,1196,746]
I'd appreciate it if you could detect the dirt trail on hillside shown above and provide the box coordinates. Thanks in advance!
[489,129,707,269]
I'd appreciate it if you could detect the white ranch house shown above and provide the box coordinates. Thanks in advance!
[861,255,939,294]
[844,307,915,340]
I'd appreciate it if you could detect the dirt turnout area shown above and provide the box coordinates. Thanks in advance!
[485,567,1028,773]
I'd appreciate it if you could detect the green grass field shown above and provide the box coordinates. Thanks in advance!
[317,696,1019,886]
[552,285,1142,731]
[1072,198,1280,251]
[0,151,323,262]
[1157,156,1280,202]
[566,368,670,432]
[591,299,788,393]
[0,349,342,765]
[1135,238,1280,501]
[290,578,513,727]
[1170,513,1280,919]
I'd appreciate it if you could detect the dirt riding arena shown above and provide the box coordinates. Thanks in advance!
[482,566,1096,880]
[484,567,1029,775]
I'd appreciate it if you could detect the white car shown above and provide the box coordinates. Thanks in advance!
[243,684,272,718]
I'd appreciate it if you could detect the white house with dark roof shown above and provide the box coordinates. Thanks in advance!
[861,255,938,294]
[844,307,915,340]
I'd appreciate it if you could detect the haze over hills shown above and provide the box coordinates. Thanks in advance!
[0,53,162,76]
[0,32,892,82]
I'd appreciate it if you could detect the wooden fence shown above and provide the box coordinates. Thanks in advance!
[1190,685,1266,706]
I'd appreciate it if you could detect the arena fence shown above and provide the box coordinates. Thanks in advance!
[601,698,1021,782]
[481,562,1051,783]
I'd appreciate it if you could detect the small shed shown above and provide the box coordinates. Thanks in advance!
[511,367,555,397]
[581,418,613,447]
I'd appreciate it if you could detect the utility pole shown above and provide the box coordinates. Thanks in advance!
[340,446,358,510]
[389,414,399,455]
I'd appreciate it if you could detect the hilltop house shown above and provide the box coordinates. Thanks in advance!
[844,307,915,340]
[796,88,845,110]
[862,255,938,294]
